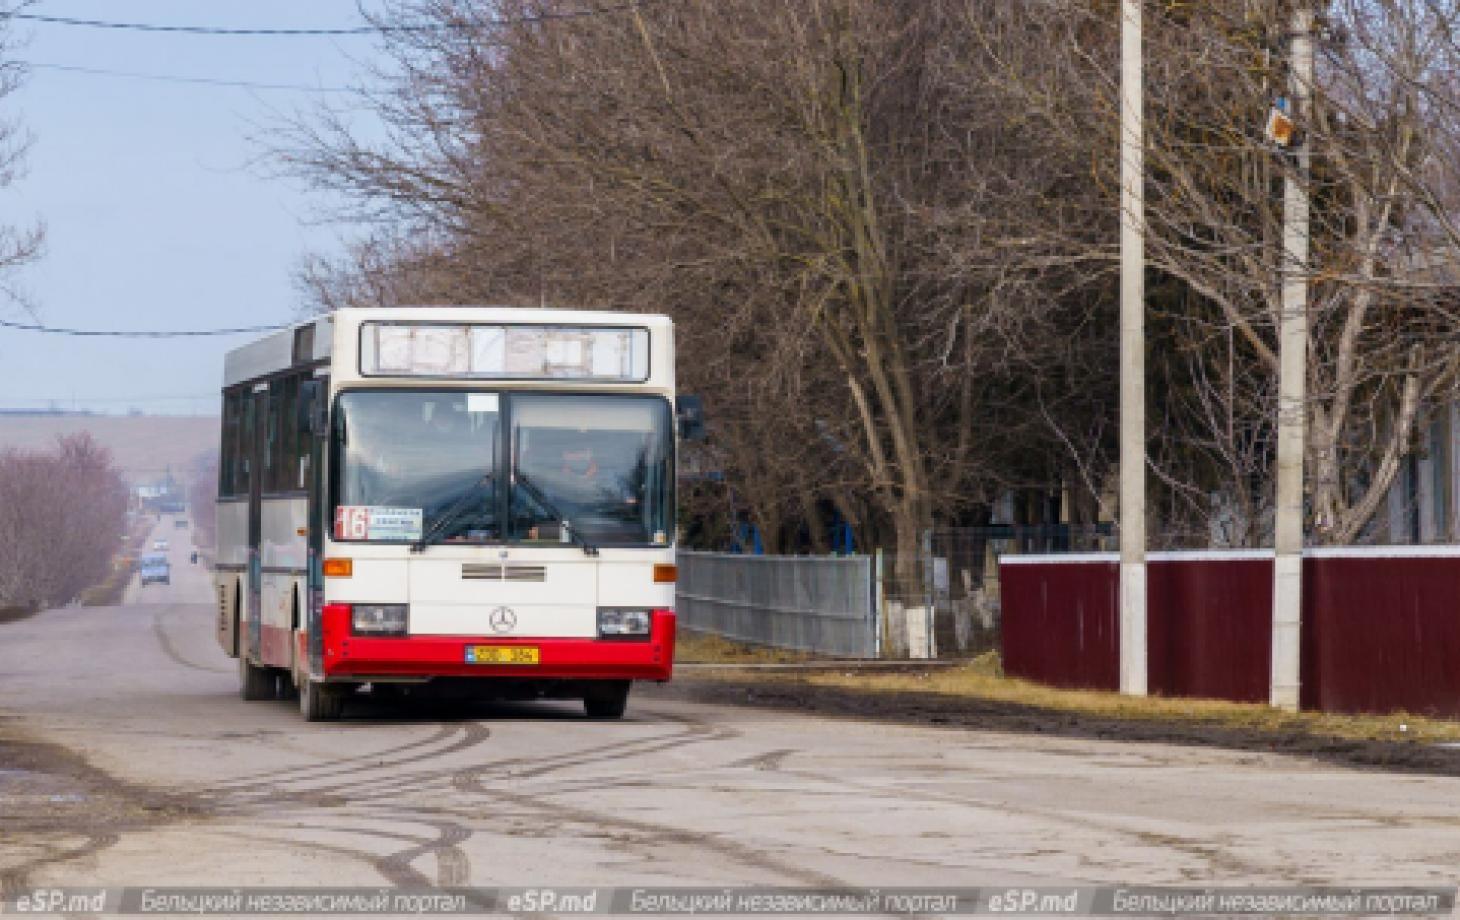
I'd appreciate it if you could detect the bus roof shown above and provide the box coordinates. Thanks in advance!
[222,306,672,389]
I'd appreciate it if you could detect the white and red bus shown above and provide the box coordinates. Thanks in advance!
[215,307,692,720]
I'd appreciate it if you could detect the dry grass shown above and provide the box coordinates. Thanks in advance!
[675,629,818,665]
[78,566,132,608]
[691,650,1460,745]
[79,521,152,607]
[0,605,37,624]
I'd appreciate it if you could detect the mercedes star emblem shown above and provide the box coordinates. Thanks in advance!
[488,606,517,634]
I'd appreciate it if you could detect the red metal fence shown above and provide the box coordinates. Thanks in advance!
[999,554,1119,692]
[999,548,1460,717]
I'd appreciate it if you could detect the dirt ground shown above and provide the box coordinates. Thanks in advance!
[647,674,1460,777]
[0,607,37,626]
[0,725,205,894]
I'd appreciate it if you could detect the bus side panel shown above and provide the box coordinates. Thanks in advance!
[260,496,308,669]
[215,577,236,656]
[216,500,249,567]
[214,499,249,655]
[260,574,292,668]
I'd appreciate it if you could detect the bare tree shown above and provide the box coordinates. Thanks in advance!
[0,3,44,309]
[0,435,127,610]
[287,0,1460,562]
[1134,0,1460,545]
[281,0,1125,579]
[981,0,1460,548]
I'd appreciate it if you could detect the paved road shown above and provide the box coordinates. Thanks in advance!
[3,519,1460,894]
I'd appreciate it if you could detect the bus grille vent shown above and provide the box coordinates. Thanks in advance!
[461,564,547,582]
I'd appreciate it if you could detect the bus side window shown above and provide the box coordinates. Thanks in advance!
[292,375,316,490]
[275,376,299,493]
[240,395,255,495]
[263,382,285,493]
[220,388,250,499]
[219,391,236,498]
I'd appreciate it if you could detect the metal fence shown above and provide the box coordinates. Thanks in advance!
[676,526,1113,660]
[882,525,1116,659]
[676,551,878,658]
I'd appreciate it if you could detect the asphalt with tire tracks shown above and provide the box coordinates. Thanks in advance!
[2,519,1459,895]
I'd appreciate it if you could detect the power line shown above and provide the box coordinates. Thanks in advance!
[8,4,650,37]
[0,318,291,337]
[28,62,354,93]
[0,393,215,403]
[11,12,383,36]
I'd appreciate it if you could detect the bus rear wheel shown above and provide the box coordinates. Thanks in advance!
[238,651,275,702]
[299,679,345,722]
[583,680,631,720]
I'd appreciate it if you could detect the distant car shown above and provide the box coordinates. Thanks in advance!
[139,554,170,586]
[153,540,169,551]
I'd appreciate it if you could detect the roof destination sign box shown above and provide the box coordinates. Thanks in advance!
[360,322,650,381]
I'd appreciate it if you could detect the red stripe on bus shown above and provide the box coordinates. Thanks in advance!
[319,606,675,682]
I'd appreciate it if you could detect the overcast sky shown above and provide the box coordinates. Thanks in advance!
[0,1,384,415]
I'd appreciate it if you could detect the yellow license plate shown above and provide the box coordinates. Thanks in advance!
[465,645,539,665]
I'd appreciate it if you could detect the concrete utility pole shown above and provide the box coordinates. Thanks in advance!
[1271,5,1313,713]
[1119,0,1147,697]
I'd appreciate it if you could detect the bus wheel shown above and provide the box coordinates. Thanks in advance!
[239,652,274,702]
[299,679,345,722]
[583,681,631,720]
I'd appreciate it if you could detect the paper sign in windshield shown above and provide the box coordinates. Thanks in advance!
[335,506,424,541]
[466,392,499,414]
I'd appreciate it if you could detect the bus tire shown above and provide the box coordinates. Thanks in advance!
[238,650,274,702]
[299,679,345,722]
[583,680,631,720]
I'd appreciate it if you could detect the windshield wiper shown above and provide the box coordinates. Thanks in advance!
[410,472,495,554]
[514,469,599,557]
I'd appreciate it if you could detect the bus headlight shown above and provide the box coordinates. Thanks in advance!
[598,608,651,638]
[352,604,408,636]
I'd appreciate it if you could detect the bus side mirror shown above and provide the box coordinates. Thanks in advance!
[676,395,706,442]
[298,380,327,438]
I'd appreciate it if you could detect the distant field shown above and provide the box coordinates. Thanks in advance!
[0,415,217,482]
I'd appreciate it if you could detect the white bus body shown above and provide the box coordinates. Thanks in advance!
[215,307,679,720]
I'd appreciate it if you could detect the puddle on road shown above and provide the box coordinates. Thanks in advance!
[0,767,38,779]
[0,765,63,788]
[0,765,95,811]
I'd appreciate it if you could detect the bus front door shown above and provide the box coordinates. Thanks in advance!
[246,386,266,662]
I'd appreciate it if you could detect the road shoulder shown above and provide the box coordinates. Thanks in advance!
[645,673,1460,777]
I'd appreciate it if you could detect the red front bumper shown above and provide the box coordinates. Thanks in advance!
[320,605,676,681]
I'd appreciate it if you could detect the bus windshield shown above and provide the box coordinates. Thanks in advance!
[332,390,672,547]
